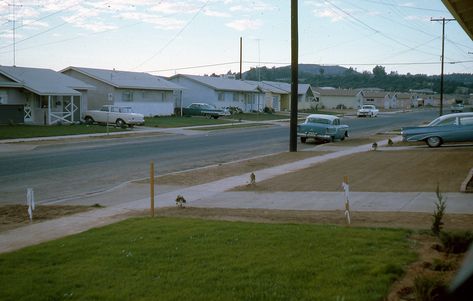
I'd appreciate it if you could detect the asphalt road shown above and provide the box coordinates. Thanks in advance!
[0,110,438,204]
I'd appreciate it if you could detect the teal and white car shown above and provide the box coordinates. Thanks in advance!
[182,103,230,119]
[297,114,349,143]
[401,112,473,147]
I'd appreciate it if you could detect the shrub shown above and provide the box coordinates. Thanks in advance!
[175,195,186,208]
[431,185,446,236]
[413,274,448,301]
[263,106,275,114]
[336,104,347,109]
[439,231,473,254]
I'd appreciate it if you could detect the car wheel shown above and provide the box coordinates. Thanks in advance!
[301,137,307,143]
[340,132,347,141]
[426,136,442,148]
[84,116,94,125]
[116,119,126,128]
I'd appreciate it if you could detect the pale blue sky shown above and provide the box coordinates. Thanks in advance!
[0,0,471,77]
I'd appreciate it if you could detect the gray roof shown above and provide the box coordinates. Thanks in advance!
[64,67,183,91]
[246,80,315,95]
[172,74,259,92]
[0,66,92,96]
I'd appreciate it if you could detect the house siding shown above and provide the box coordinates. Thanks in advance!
[63,69,176,116]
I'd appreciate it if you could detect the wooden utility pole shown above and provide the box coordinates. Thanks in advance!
[239,37,243,80]
[431,17,455,116]
[150,161,155,217]
[289,0,299,152]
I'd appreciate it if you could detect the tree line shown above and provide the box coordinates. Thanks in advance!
[243,65,473,95]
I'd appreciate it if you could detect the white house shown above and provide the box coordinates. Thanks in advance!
[0,66,92,125]
[315,88,363,109]
[61,67,183,116]
[169,74,260,112]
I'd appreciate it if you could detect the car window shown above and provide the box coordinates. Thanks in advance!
[307,118,330,124]
[435,117,457,126]
[189,104,198,109]
[333,119,340,125]
[100,106,109,112]
[460,117,473,125]
[120,107,132,113]
[111,107,120,113]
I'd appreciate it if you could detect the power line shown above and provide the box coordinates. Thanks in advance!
[145,59,473,74]
[132,0,210,70]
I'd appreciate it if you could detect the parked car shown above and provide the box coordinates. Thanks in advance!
[401,112,473,147]
[84,105,145,128]
[182,103,230,119]
[451,103,464,113]
[357,105,379,117]
[297,114,349,143]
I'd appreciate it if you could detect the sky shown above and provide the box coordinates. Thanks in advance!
[0,0,472,77]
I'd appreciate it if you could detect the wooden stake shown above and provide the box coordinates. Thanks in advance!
[150,161,155,217]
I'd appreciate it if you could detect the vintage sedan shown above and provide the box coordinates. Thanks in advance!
[182,103,230,119]
[357,105,379,117]
[84,105,145,128]
[401,112,473,147]
[297,114,349,143]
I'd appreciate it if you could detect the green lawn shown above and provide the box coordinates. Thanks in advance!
[144,116,232,128]
[226,112,290,121]
[0,124,125,140]
[0,217,416,301]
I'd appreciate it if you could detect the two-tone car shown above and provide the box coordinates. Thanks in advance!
[297,114,349,143]
[182,103,230,119]
[83,105,145,128]
[401,112,473,147]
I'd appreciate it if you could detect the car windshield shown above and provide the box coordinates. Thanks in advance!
[362,106,374,109]
[202,104,216,109]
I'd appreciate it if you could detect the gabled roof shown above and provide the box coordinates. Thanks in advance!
[63,66,183,91]
[0,66,92,96]
[171,74,258,92]
[315,88,361,97]
[362,90,390,98]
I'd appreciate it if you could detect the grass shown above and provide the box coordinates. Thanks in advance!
[0,124,125,140]
[226,112,290,121]
[144,116,231,127]
[0,217,416,301]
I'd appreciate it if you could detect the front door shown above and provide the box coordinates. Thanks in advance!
[24,97,33,123]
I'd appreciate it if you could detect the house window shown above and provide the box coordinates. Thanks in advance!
[366,98,374,102]
[233,92,239,102]
[218,92,225,101]
[122,91,133,102]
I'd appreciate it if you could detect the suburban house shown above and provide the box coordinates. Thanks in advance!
[61,67,183,116]
[248,81,320,111]
[315,88,363,109]
[168,74,261,112]
[0,66,92,125]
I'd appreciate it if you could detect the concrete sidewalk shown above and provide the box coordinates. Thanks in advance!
[1,137,472,254]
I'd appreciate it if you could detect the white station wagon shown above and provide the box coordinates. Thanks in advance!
[84,105,145,128]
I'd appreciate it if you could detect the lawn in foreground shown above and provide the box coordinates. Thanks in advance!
[0,217,416,301]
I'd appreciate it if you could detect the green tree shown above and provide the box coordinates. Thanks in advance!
[373,65,387,77]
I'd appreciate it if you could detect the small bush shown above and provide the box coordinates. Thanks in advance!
[263,106,275,114]
[336,104,347,110]
[431,185,446,236]
[439,231,473,254]
[413,274,448,301]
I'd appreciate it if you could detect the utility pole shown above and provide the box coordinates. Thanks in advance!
[289,0,298,152]
[239,37,243,80]
[9,0,22,66]
[431,17,455,116]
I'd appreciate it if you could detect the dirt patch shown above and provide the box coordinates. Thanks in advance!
[147,151,329,186]
[233,147,473,192]
[154,207,473,231]
[0,204,94,233]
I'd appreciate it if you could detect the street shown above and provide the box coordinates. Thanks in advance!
[0,110,438,204]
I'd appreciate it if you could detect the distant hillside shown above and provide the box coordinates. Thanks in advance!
[243,64,352,81]
[242,64,473,95]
